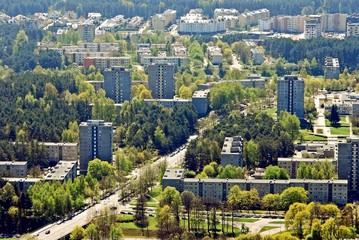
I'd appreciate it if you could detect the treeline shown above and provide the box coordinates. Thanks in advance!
[0,69,92,142]
[0,0,357,18]
[184,112,295,172]
[264,38,359,72]
[117,100,198,155]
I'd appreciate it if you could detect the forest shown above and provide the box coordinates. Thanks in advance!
[264,37,359,72]
[0,0,357,19]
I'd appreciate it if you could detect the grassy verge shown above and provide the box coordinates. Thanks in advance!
[120,216,157,231]
[330,127,350,135]
[268,221,285,224]
[260,226,278,232]
[300,130,327,141]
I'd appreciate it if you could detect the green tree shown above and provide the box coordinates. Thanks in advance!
[261,194,281,213]
[264,165,289,180]
[70,225,85,240]
[85,223,97,240]
[329,105,340,126]
[181,190,195,231]
[280,187,308,210]
[279,111,301,141]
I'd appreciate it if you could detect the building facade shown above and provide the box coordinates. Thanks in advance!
[0,161,27,178]
[347,15,359,37]
[78,22,95,42]
[143,98,192,108]
[79,120,113,174]
[44,161,78,182]
[192,90,210,117]
[277,75,305,119]
[42,142,78,163]
[324,57,340,79]
[220,136,244,167]
[83,57,131,70]
[178,11,226,34]
[104,67,131,103]
[207,46,223,65]
[148,63,175,99]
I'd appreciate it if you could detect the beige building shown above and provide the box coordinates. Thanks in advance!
[44,161,78,182]
[221,136,243,167]
[43,142,78,163]
[78,22,95,42]
[84,57,131,70]
[238,8,270,28]
[207,46,223,65]
[0,161,28,178]
[152,9,177,31]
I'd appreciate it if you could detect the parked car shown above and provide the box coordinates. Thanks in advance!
[45,230,50,234]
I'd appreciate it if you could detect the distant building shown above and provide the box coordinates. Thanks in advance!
[152,9,177,31]
[78,22,95,42]
[143,56,190,68]
[104,67,131,103]
[79,120,113,175]
[4,178,40,192]
[324,13,347,32]
[192,90,210,117]
[42,142,78,163]
[0,161,27,178]
[178,10,226,34]
[83,57,131,70]
[346,15,359,37]
[143,98,191,108]
[44,161,77,182]
[251,48,264,65]
[148,63,175,99]
[238,8,270,28]
[79,42,120,53]
[238,74,266,88]
[324,57,340,79]
[221,136,244,167]
[214,8,239,19]
[304,16,322,39]
[278,158,336,178]
[277,75,305,119]
[88,81,104,92]
[207,46,223,65]
[162,172,348,205]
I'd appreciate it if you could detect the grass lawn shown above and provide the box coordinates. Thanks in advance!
[260,226,279,232]
[330,127,350,135]
[235,218,259,223]
[181,220,242,235]
[268,221,285,224]
[326,117,349,128]
[300,130,327,141]
[120,216,157,231]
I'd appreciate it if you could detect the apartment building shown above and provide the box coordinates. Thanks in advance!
[278,158,336,179]
[79,120,113,175]
[305,18,322,39]
[324,13,347,32]
[79,42,120,52]
[42,142,78,163]
[324,57,340,80]
[347,15,359,37]
[207,46,223,65]
[277,75,305,119]
[44,161,77,182]
[83,57,130,70]
[88,81,104,92]
[238,74,266,88]
[143,98,192,109]
[0,161,27,178]
[251,48,264,65]
[143,56,190,68]
[163,169,348,205]
[192,90,210,117]
[214,8,239,19]
[3,178,40,192]
[78,22,95,42]
[178,11,226,34]
[151,9,177,31]
[148,63,175,99]
[221,136,244,167]
[104,67,131,103]
[238,8,270,28]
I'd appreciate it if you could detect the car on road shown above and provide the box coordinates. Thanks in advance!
[45,230,50,234]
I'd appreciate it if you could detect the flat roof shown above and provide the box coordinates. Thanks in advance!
[221,136,243,155]
[44,161,77,181]
[278,157,335,162]
[193,90,210,98]
[163,168,184,179]
[183,178,347,184]
[0,161,27,166]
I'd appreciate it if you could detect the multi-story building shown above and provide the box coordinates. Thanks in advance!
[178,11,226,34]
[143,56,190,68]
[88,81,104,92]
[42,142,78,163]
[347,15,359,37]
[44,161,77,182]
[336,138,359,196]
[0,161,27,178]
[143,98,192,109]
[220,136,244,167]
[79,42,120,53]
[207,46,223,65]
[148,63,175,99]
[3,178,40,192]
[238,74,266,88]
[324,13,347,32]
[304,17,322,39]
[214,8,239,19]
[104,67,131,103]
[251,48,264,65]
[278,158,336,179]
[78,22,95,42]
[324,57,340,80]
[79,120,113,175]
[238,8,270,28]
[277,75,305,120]
[83,57,131,70]
[192,90,210,117]
[162,169,348,205]
[152,9,177,31]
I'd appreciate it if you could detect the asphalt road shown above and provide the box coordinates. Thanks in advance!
[31,134,197,240]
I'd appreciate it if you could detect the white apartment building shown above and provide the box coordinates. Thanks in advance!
[178,11,226,34]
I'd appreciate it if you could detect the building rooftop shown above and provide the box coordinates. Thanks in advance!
[325,57,340,67]
[44,161,77,181]
[221,136,243,155]
[278,157,335,162]
[192,90,210,98]
[0,161,27,166]
[163,168,185,179]
[183,178,347,184]
[80,120,113,127]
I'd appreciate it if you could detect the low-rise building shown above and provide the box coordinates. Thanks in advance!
[192,90,210,117]
[162,168,185,191]
[238,8,270,28]
[178,10,226,34]
[221,136,244,167]
[207,46,223,65]
[3,178,41,192]
[0,161,27,178]
[251,48,264,65]
[44,161,78,182]
[42,142,78,163]
[83,57,131,70]
[238,74,266,88]
[143,98,192,108]
[324,57,340,79]
[278,157,336,178]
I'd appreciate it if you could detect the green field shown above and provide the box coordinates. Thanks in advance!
[303,134,327,141]
[120,216,157,231]
[260,226,279,232]
[236,218,259,223]
[330,127,350,135]
[326,116,349,127]
[268,221,285,224]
